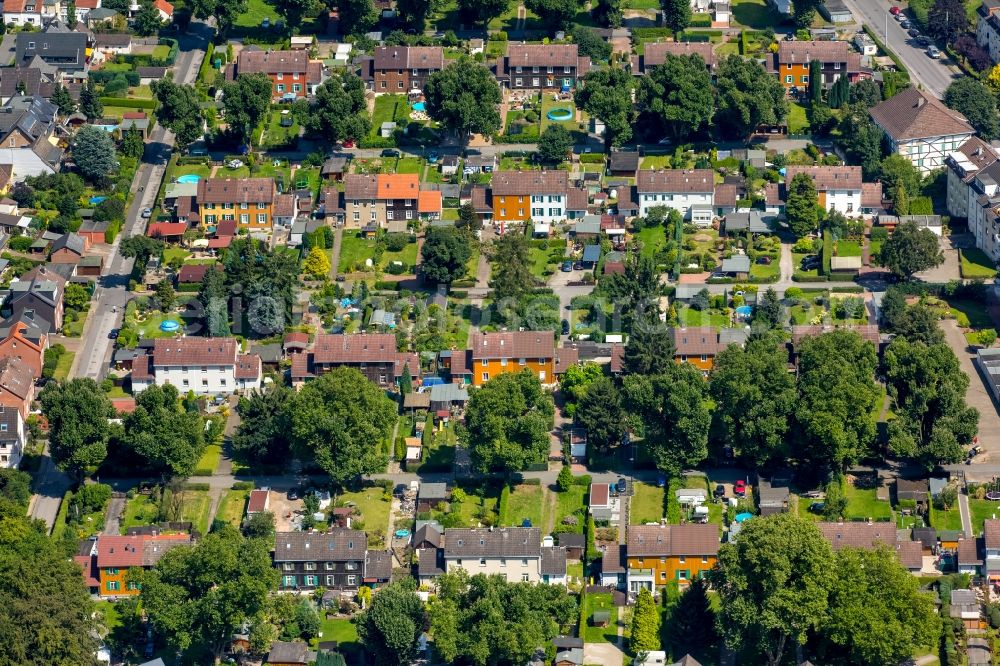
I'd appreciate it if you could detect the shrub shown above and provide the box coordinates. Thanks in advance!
[383,232,410,252]
[579,153,604,164]
[71,483,112,514]
[232,481,254,490]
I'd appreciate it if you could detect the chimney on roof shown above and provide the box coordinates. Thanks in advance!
[917,97,926,108]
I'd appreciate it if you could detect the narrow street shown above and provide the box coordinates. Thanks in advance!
[959,488,973,539]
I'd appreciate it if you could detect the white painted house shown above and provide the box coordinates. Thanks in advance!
[131,337,262,395]
[784,165,864,216]
[947,137,1000,262]
[0,407,25,469]
[636,168,715,224]
[869,87,976,174]
[977,0,1000,65]
[442,527,545,584]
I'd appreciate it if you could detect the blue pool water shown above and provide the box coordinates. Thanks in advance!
[176,174,201,184]
[159,320,180,332]
[89,196,107,205]
[411,101,426,111]
[735,305,752,317]
[546,108,573,121]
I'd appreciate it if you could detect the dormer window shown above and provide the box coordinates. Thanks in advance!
[27,42,34,49]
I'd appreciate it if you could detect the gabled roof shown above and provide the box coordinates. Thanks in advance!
[196,178,274,205]
[636,169,714,194]
[671,326,720,356]
[373,46,444,70]
[642,41,716,71]
[444,527,541,558]
[984,519,1000,550]
[870,87,974,142]
[491,170,568,196]
[816,521,895,550]
[313,333,396,364]
[468,330,554,360]
[364,549,392,581]
[0,357,32,399]
[506,43,579,67]
[785,165,862,191]
[237,49,310,75]
[149,337,238,367]
[777,40,850,65]
[273,529,367,561]
[15,32,86,69]
[51,232,84,255]
[626,524,719,557]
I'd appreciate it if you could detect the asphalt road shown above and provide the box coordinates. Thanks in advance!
[840,0,959,98]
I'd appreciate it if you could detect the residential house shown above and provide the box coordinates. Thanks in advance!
[228,49,323,99]
[607,150,640,177]
[757,479,790,516]
[557,533,585,560]
[14,30,86,73]
[977,0,1000,65]
[0,67,51,104]
[555,647,585,666]
[0,406,24,467]
[895,478,929,511]
[130,337,262,395]
[499,43,590,90]
[94,534,192,597]
[636,169,715,224]
[4,264,64,332]
[247,489,269,516]
[363,549,392,586]
[870,87,976,174]
[946,136,1000,219]
[789,325,881,366]
[784,165,865,216]
[599,542,625,588]
[0,95,63,180]
[625,524,720,592]
[817,521,923,573]
[442,527,548,583]
[0,356,33,418]
[958,537,983,576]
[371,46,443,93]
[321,154,349,181]
[670,326,722,374]
[951,589,984,630]
[93,33,131,57]
[49,232,87,264]
[342,173,439,229]
[266,641,313,666]
[466,330,556,387]
[0,316,45,378]
[490,170,569,225]
[984,519,1000,583]
[289,333,419,389]
[630,41,716,76]
[152,0,173,21]
[589,482,617,521]
[272,193,297,227]
[541,545,567,585]
[771,40,866,92]
[196,178,275,231]
[417,482,448,513]
[274,530,367,591]
[83,6,120,27]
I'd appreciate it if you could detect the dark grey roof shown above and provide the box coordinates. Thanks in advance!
[418,482,448,500]
[608,150,639,172]
[556,532,585,548]
[364,549,392,580]
[0,406,20,444]
[86,7,119,20]
[414,523,442,548]
[0,68,45,100]
[720,255,751,273]
[443,527,541,558]
[725,210,775,234]
[582,244,601,263]
[273,530,367,562]
[552,636,585,649]
[540,546,567,575]
[418,547,445,577]
[15,32,87,71]
[51,232,84,255]
[249,342,282,363]
[267,641,310,664]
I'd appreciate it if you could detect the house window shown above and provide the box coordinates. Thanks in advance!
[516,66,522,73]
[107,568,119,575]
[240,202,248,209]
[353,211,360,221]
[700,355,707,362]
[500,559,507,566]
[801,75,808,83]
[276,84,285,92]
[127,582,139,590]
[519,358,526,365]
[515,78,522,86]
[282,575,296,586]
[380,81,386,88]
[406,210,413,219]
[660,571,666,580]
[539,371,546,381]
[564,66,571,73]
[701,556,708,564]
[347,575,356,585]
[258,202,267,209]
[481,372,489,382]
[277,73,283,80]
[522,573,529,581]
[257,214,267,224]
[182,379,189,387]
[532,78,540,86]
[501,358,507,367]
[387,210,393,219]
[240,214,249,224]
[371,211,377,220]
[499,209,507,217]
[304,562,317,571]
[107,581,120,591]
[521,559,528,566]
[398,81,404,89]
[283,563,295,571]
[220,379,226,386]
[305,575,318,586]
[678,570,688,580]
[679,556,686,564]
[480,558,487,567]
[785,75,792,83]
[27,42,34,49]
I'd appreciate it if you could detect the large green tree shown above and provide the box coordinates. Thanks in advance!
[39,378,114,481]
[140,526,278,662]
[222,73,273,147]
[820,546,939,665]
[151,78,204,150]
[592,0,622,28]
[837,104,883,179]
[625,363,711,477]
[786,172,820,237]
[187,0,248,34]
[118,383,206,477]
[357,580,425,665]
[710,514,835,666]
[879,153,922,198]
[794,330,880,475]
[525,0,579,30]
[232,385,293,465]
[630,587,661,652]
[928,0,968,44]
[710,335,796,470]
[73,125,117,183]
[456,0,508,24]
[424,58,502,144]
[623,315,675,376]
[50,83,76,115]
[273,0,317,28]
[288,368,396,483]
[488,232,535,303]
[885,338,979,470]
[793,0,820,28]
[575,376,627,451]
[576,66,634,149]
[714,55,787,140]
[945,76,1000,140]
[876,219,944,279]
[304,73,370,143]
[465,370,555,475]
[670,578,718,659]
[537,123,574,164]
[420,226,472,285]
[661,0,691,32]
[79,80,103,121]
[637,54,715,141]
[429,571,576,666]
[122,124,145,159]
[133,0,163,35]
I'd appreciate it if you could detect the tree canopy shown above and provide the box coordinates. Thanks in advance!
[187,0,248,34]
[425,59,502,143]
[420,227,473,285]
[661,0,691,32]
[525,0,580,31]
[357,580,425,665]
[465,370,555,474]
[73,125,117,183]
[151,78,203,150]
[39,378,115,480]
[786,172,820,237]
[304,73,370,144]
[576,66,635,149]
[876,219,944,279]
[537,123,574,164]
[638,54,715,141]
[945,76,1000,140]
[222,73,273,147]
[715,55,787,140]
[576,376,627,451]
[117,383,206,477]
[456,0,508,24]
[232,385,293,466]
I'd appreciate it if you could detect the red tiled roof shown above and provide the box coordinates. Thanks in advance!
[74,555,100,587]
[131,354,152,380]
[610,344,624,373]
[196,178,274,205]
[554,345,578,374]
[111,397,136,414]
[469,331,555,360]
[895,540,923,570]
[785,165,863,192]
[590,483,609,507]
[176,263,218,283]
[235,354,260,379]
[237,49,310,76]
[643,41,716,70]
[506,43,579,67]
[147,222,187,238]
[96,535,144,568]
[636,169,714,194]
[816,521,895,550]
[247,489,269,513]
[671,327,720,356]
[627,524,719,557]
[985,519,1000,550]
[491,170,568,196]
[418,190,442,214]
[862,182,884,208]
[153,0,173,15]
[777,40,850,65]
[284,332,309,349]
[313,333,397,364]
[215,219,237,237]
[150,337,238,367]
[373,46,444,70]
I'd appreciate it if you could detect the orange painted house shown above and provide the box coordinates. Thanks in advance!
[490,170,570,225]
[95,534,192,597]
[197,177,275,230]
[467,330,556,386]
[229,49,323,99]
[670,326,722,374]
[771,41,866,93]
[625,524,719,593]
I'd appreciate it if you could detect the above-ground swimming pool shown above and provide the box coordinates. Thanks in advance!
[412,101,426,112]
[546,108,573,121]
[176,174,201,184]
[89,196,107,205]
[159,320,180,332]
[735,305,753,317]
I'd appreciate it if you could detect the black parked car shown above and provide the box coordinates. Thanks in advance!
[561,319,570,335]
[381,149,400,158]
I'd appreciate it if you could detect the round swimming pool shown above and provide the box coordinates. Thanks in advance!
[735,305,752,317]
[159,320,180,332]
[546,108,573,121]
[412,101,426,112]
[176,174,201,184]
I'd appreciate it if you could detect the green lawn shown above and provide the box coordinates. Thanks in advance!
[395,157,423,174]
[338,487,391,542]
[220,164,251,179]
[640,155,672,169]
[121,493,159,533]
[370,94,408,138]
[262,109,299,150]
[582,593,618,643]
[502,484,547,528]
[794,494,821,522]
[554,485,587,533]
[635,225,668,260]
[527,239,567,280]
[123,306,186,340]
[171,163,212,181]
[625,0,659,7]
[94,601,121,634]
[151,45,170,60]
[163,247,189,264]
[192,444,222,476]
[216,489,248,527]
[53,351,74,381]
[179,490,212,536]
[380,240,419,272]
[792,251,821,281]
[960,248,998,279]
[338,234,377,273]
[540,95,579,133]
[947,297,996,330]
[787,102,808,134]
[836,240,863,257]
[631,482,665,524]
[930,504,963,531]
[449,488,499,527]
[731,0,785,28]
[676,305,730,328]
[844,485,892,522]
[312,617,359,651]
[750,258,780,281]
[232,0,279,34]
[969,498,1000,535]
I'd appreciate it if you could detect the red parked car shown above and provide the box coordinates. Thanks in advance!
[734,480,747,496]
[889,5,901,15]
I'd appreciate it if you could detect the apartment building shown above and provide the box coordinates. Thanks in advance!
[228,49,323,99]
[371,46,444,93]
[625,524,720,592]
[274,530,368,591]
[771,40,866,92]
[870,87,976,174]
[946,138,1000,261]
[342,173,441,229]
[130,337,262,395]
[289,333,420,389]
[636,169,715,224]
[499,43,590,90]
[491,170,569,224]
[196,177,275,230]
[977,0,1000,65]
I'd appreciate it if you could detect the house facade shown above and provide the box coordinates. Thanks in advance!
[196,178,275,231]
[670,326,722,374]
[4,264,64,332]
[870,87,976,174]
[784,165,863,216]
[93,534,193,597]
[342,173,440,229]
[0,406,25,467]
[288,333,420,388]
[490,170,569,225]
[630,41,716,76]
[500,44,590,90]
[371,46,443,93]
[130,337,262,395]
[625,524,720,592]
[443,527,545,583]
[0,317,47,378]
[467,330,556,387]
[636,169,715,223]
[977,0,1000,65]
[772,40,865,92]
[229,49,323,99]
[274,530,368,591]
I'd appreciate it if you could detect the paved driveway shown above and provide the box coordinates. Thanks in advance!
[941,319,1000,463]
[914,233,966,283]
[584,642,624,666]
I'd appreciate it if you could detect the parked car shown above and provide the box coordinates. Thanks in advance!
[342,139,355,148]
[108,328,119,340]
[756,256,772,265]
[916,36,932,46]
[573,261,584,270]
[801,255,820,270]
[889,5,901,14]
[908,27,920,37]
[810,501,826,513]
[734,479,747,496]
[714,484,726,499]
[802,490,823,499]
[560,260,573,272]
[894,9,905,19]
[561,319,570,335]
[141,207,152,218]
[927,46,942,58]
[616,477,627,494]
[381,149,400,158]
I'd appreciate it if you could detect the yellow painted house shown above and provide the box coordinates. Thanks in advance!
[625,524,719,593]
[196,177,275,230]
